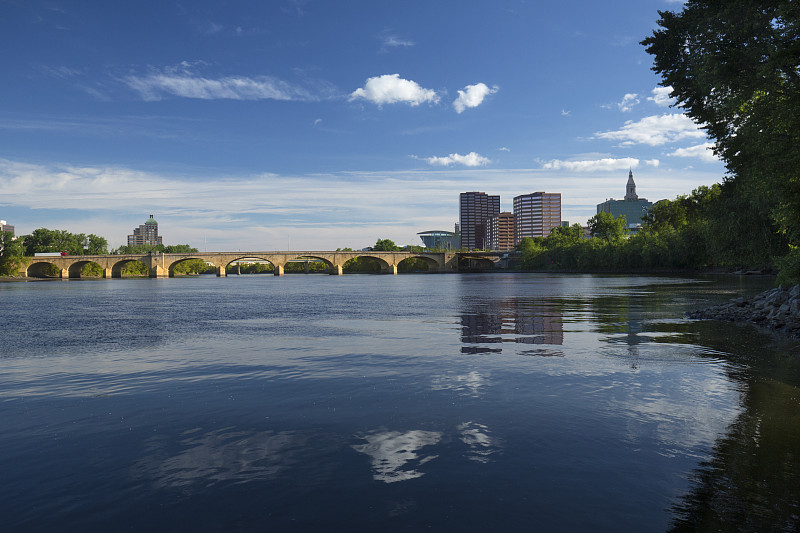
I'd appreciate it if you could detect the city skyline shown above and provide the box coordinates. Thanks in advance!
[0,1,724,250]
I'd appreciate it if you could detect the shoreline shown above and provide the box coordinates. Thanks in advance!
[688,285,800,340]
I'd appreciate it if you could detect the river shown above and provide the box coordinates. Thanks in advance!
[1,273,798,531]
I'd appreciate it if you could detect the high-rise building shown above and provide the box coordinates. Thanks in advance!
[127,214,163,247]
[0,220,14,236]
[486,212,515,250]
[460,192,500,250]
[513,192,561,242]
[596,170,653,230]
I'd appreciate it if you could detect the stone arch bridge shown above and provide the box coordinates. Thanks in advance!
[21,251,459,279]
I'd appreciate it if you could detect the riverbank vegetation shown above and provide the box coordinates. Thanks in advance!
[639,1,800,285]
[517,182,788,275]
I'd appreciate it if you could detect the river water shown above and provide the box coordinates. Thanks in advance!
[1,273,799,531]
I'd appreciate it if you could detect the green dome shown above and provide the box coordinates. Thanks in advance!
[144,214,158,225]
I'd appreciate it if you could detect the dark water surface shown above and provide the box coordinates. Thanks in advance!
[2,273,799,531]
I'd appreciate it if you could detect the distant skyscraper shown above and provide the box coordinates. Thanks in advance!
[460,192,500,250]
[127,214,163,247]
[486,212,515,250]
[513,192,561,242]
[596,170,653,230]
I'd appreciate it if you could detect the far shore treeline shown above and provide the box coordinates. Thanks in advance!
[1,3,798,285]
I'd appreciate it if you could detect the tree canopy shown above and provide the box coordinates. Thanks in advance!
[587,212,627,243]
[23,228,108,256]
[642,0,800,282]
[373,238,400,251]
[114,243,198,254]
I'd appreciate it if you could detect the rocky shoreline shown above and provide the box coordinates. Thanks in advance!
[687,284,800,339]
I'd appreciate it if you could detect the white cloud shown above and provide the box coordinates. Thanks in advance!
[349,74,439,107]
[418,152,490,167]
[561,109,571,116]
[498,147,510,152]
[380,32,415,51]
[648,86,675,107]
[452,83,498,113]
[617,93,640,112]
[0,158,726,248]
[541,157,659,172]
[125,66,317,102]
[667,142,718,162]
[595,113,706,146]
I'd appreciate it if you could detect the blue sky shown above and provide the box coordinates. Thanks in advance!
[0,0,723,250]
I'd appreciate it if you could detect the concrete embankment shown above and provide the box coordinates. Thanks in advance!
[688,285,800,339]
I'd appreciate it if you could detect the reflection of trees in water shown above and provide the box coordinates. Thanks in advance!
[460,299,564,353]
[669,378,800,532]
[669,322,800,531]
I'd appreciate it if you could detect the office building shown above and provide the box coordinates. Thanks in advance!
[0,220,14,236]
[513,192,561,242]
[486,212,515,250]
[127,214,163,247]
[596,170,653,230]
[460,192,500,250]
[418,229,460,251]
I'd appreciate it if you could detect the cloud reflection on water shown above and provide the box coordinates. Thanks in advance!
[351,430,442,483]
[458,421,500,463]
[431,370,487,397]
[134,427,303,489]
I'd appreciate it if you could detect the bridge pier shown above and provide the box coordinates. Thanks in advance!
[103,268,112,278]
[149,266,168,278]
[330,264,343,275]
[274,264,284,276]
[60,268,69,279]
[216,266,227,277]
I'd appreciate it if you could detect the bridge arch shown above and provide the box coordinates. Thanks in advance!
[283,255,334,274]
[166,257,212,277]
[398,255,440,273]
[67,259,104,279]
[111,258,149,278]
[26,261,60,278]
[222,256,279,275]
[343,254,392,274]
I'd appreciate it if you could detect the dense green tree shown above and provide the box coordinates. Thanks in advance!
[85,234,109,255]
[373,238,400,251]
[0,231,26,275]
[547,224,583,246]
[164,244,198,253]
[642,0,799,281]
[23,228,107,255]
[588,212,627,243]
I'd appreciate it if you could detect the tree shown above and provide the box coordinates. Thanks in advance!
[546,223,583,246]
[642,1,799,278]
[373,238,399,251]
[85,234,108,255]
[21,228,108,256]
[0,231,25,275]
[588,212,627,243]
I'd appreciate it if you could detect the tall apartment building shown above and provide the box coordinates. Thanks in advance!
[513,192,561,242]
[127,214,163,247]
[460,192,500,250]
[486,212,515,250]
